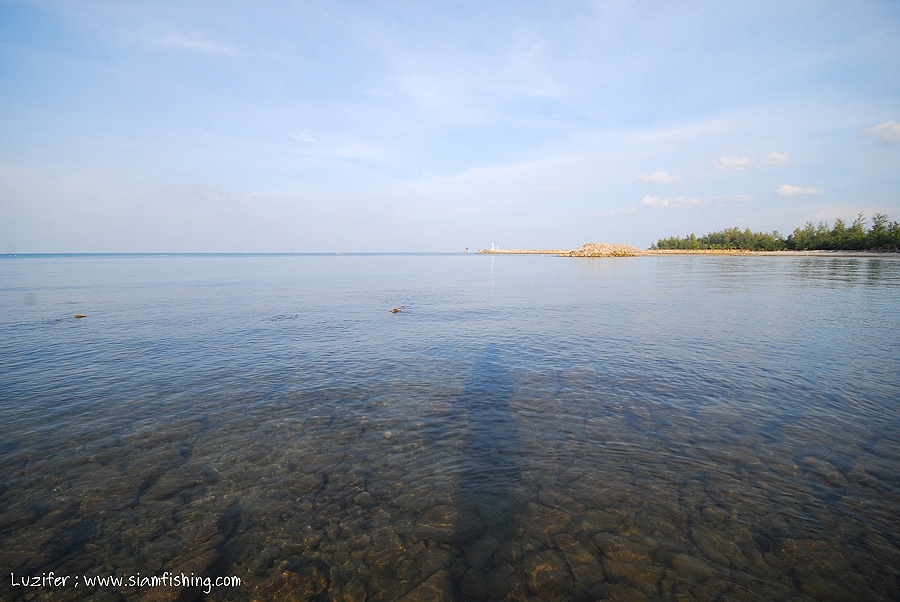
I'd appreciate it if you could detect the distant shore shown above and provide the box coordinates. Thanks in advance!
[646,249,898,257]
[479,246,898,258]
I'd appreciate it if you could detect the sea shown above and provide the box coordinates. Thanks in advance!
[1,253,898,601]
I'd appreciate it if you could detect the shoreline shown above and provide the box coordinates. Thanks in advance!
[646,249,899,257]
[479,248,899,258]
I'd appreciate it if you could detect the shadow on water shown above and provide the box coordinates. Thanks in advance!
[449,343,524,597]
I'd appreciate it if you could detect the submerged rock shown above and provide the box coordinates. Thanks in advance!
[253,561,329,601]
[398,569,454,602]
[464,536,500,570]
[600,541,663,592]
[523,549,573,600]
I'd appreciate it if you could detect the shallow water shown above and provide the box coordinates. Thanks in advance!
[1,253,898,601]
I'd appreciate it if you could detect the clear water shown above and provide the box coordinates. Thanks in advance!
[1,253,898,601]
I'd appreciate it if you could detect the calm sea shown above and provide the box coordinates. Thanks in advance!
[1,253,898,601]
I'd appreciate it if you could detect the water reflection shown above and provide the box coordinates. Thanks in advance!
[789,257,900,287]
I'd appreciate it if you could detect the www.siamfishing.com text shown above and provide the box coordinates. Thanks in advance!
[10,572,241,595]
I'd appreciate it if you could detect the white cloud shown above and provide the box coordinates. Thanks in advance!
[638,170,680,183]
[156,30,235,55]
[863,120,900,143]
[777,184,822,197]
[291,131,316,143]
[642,195,701,208]
[538,185,572,193]
[761,151,789,167]
[715,156,752,170]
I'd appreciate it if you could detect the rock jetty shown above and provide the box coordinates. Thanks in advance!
[559,243,644,257]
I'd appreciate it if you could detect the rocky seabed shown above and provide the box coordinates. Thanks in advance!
[1,381,898,602]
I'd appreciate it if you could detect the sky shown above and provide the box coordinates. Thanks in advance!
[1,0,898,252]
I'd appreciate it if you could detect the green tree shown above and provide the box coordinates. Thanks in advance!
[831,218,847,249]
[848,214,866,250]
[653,213,895,252]
[870,213,889,249]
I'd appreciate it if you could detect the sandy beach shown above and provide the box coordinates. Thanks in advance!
[646,249,899,257]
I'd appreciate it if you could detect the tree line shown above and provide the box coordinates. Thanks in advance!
[651,213,900,251]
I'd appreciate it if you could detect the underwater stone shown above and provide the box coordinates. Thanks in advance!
[767,537,873,599]
[414,504,456,540]
[569,561,604,593]
[330,578,367,602]
[600,542,662,590]
[140,467,216,502]
[251,544,282,576]
[523,549,573,600]
[368,527,405,573]
[554,532,596,566]
[353,491,375,507]
[520,502,572,547]
[297,564,330,595]
[290,473,325,496]
[0,503,41,531]
[690,525,749,570]
[800,456,846,484]
[598,582,651,602]
[578,508,626,535]
[689,578,735,602]
[460,567,489,599]
[414,544,456,578]
[501,565,530,599]
[670,553,720,581]
[255,561,328,601]
[538,486,585,515]
[484,570,511,600]
[414,504,483,543]
[464,536,500,570]
[398,569,454,602]
[556,532,605,591]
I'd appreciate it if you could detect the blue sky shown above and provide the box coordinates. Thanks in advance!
[1,0,898,252]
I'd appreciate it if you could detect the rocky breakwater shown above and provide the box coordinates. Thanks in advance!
[559,243,644,257]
